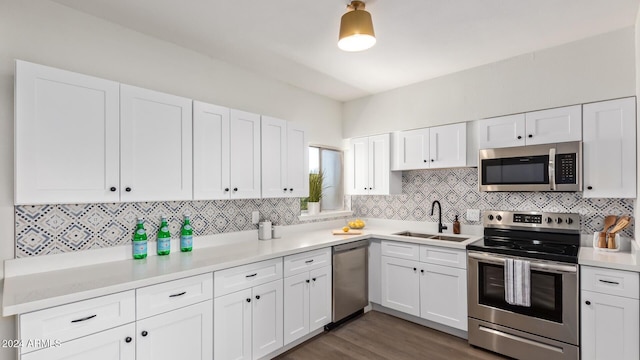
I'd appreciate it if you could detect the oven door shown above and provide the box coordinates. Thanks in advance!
[467,251,579,345]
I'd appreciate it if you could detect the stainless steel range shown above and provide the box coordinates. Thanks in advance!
[467,210,580,360]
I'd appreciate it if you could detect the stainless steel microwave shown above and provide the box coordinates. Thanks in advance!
[479,141,582,192]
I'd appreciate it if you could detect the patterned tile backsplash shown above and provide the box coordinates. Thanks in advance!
[352,168,634,238]
[15,198,348,258]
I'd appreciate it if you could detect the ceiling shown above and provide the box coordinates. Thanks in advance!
[51,0,639,101]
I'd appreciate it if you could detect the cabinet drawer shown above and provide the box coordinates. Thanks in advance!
[419,245,466,269]
[19,290,135,354]
[581,266,639,299]
[284,248,331,277]
[214,258,283,297]
[381,241,420,261]
[136,273,213,319]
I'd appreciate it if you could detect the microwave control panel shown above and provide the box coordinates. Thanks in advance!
[555,153,577,184]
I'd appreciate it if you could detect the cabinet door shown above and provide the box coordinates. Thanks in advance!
[252,280,283,360]
[286,122,309,198]
[309,266,332,332]
[15,60,120,205]
[396,128,430,170]
[583,97,636,198]
[283,272,309,345]
[478,114,525,149]
[345,137,369,195]
[120,85,193,202]
[22,323,135,360]
[419,263,467,331]
[261,116,288,198]
[214,289,252,360]
[193,101,230,200]
[381,256,420,316]
[230,110,261,199]
[368,134,391,195]
[581,291,639,360]
[429,123,466,168]
[524,105,582,145]
[137,300,213,360]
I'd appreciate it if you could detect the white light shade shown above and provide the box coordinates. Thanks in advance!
[338,1,376,52]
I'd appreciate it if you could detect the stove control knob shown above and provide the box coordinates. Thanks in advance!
[546,217,553,224]
[556,217,563,224]
[496,215,502,221]
[566,218,573,225]
[488,215,494,221]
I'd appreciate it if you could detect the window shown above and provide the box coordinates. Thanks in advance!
[302,146,344,212]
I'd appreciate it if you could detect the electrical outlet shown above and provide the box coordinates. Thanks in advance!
[466,209,480,222]
[252,211,260,224]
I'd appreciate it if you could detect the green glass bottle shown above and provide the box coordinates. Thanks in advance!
[133,218,148,259]
[180,214,193,252]
[157,216,171,256]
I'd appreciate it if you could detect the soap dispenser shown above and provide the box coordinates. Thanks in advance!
[453,215,461,234]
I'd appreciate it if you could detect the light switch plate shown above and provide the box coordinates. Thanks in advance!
[252,211,260,224]
[466,209,481,222]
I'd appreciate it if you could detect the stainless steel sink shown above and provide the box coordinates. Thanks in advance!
[393,231,469,242]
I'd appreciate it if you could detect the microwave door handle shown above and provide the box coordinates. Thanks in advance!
[549,147,556,191]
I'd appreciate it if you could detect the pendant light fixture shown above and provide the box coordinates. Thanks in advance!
[338,1,376,52]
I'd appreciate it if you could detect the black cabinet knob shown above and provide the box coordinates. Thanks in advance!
[587,186,593,190]
[141,331,148,337]
[289,188,293,191]
[283,188,287,191]
[312,278,316,282]
[364,187,367,190]
[585,300,591,305]
[517,135,522,140]
[528,134,533,138]
[233,188,238,192]
[110,187,117,192]
[246,298,251,303]
[369,187,373,190]
[306,279,310,283]
[255,295,260,300]
[125,336,132,343]
[413,267,417,271]
[125,187,131,192]
[224,188,230,192]
[423,160,427,163]
[430,159,434,162]
[421,269,424,274]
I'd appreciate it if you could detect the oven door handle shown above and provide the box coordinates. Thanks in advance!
[549,147,556,191]
[468,252,577,273]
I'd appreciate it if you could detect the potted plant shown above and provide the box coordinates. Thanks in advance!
[307,171,324,215]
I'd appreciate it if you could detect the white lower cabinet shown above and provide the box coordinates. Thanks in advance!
[283,266,332,345]
[136,300,213,360]
[21,323,135,360]
[214,279,283,360]
[419,263,467,331]
[381,256,420,316]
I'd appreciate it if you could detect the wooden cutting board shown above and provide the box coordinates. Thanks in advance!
[332,229,364,235]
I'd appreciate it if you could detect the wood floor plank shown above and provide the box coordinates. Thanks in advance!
[276,311,507,360]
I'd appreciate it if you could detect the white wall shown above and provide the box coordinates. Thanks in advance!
[636,8,640,247]
[0,1,342,357]
[343,27,636,139]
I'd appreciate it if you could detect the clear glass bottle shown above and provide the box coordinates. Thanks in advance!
[180,214,193,252]
[133,217,148,259]
[157,216,171,256]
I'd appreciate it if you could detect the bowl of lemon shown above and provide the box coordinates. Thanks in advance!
[348,219,366,230]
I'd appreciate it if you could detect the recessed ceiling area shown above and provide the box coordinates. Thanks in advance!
[51,0,640,101]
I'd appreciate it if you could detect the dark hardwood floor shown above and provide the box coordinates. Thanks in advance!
[276,311,507,360]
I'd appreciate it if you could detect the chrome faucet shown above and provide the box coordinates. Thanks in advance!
[431,200,447,233]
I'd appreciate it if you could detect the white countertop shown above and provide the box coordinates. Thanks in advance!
[579,245,640,273]
[2,219,482,316]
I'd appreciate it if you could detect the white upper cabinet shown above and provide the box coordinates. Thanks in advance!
[193,101,230,200]
[582,97,636,198]
[15,60,120,205]
[395,128,430,170]
[429,123,467,168]
[193,104,261,200]
[230,110,262,199]
[120,85,193,202]
[478,105,582,149]
[346,134,401,195]
[261,116,308,198]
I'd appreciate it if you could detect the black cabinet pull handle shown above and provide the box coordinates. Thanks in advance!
[585,300,591,305]
[256,295,261,300]
[517,135,522,140]
[110,187,117,192]
[587,186,593,190]
[246,273,257,278]
[125,336,132,343]
[71,314,97,323]
[246,298,251,303]
[528,134,533,138]
[141,331,148,337]
[306,279,310,283]
[305,259,314,264]
[599,279,620,285]
[224,188,229,192]
[169,291,186,298]
[125,187,131,192]
[233,188,238,192]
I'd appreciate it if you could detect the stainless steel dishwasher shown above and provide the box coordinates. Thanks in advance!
[332,239,369,324]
